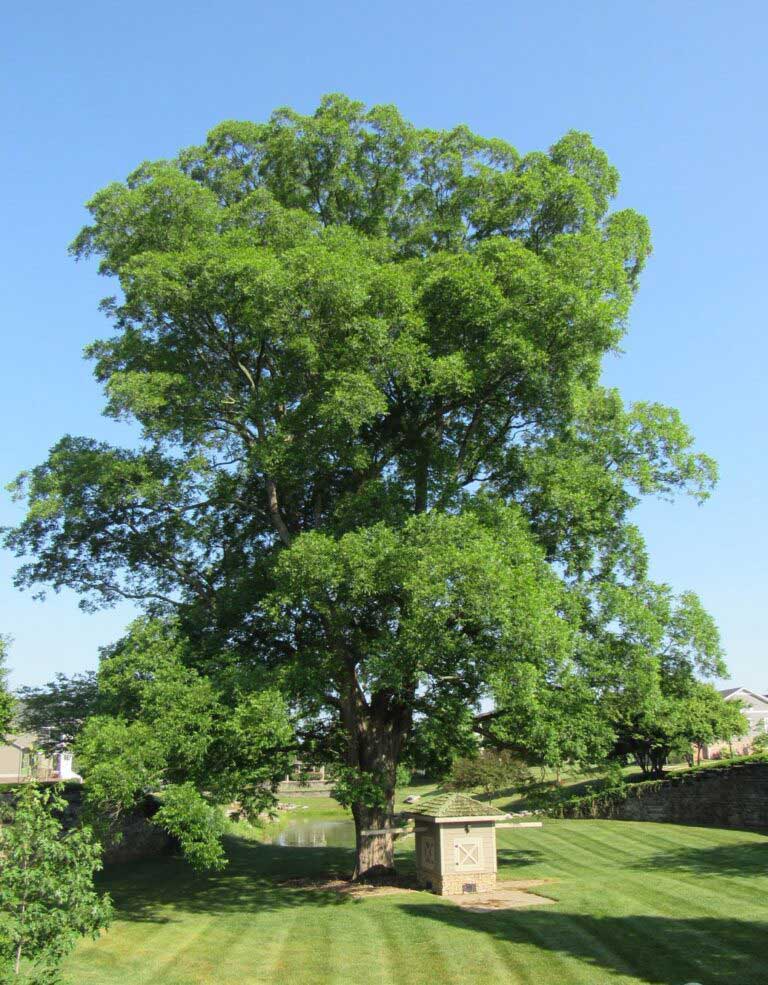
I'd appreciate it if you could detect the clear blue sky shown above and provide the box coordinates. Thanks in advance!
[1,1,766,692]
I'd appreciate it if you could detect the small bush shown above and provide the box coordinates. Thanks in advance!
[445,750,531,800]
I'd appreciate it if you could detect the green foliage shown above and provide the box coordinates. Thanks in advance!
[484,665,616,775]
[2,95,718,873]
[268,503,570,709]
[0,637,14,735]
[0,784,112,982]
[445,749,531,799]
[526,761,627,815]
[213,689,296,818]
[330,766,390,811]
[405,704,478,779]
[570,581,730,776]
[394,763,412,789]
[484,579,731,780]
[751,731,768,753]
[15,672,98,756]
[684,689,749,763]
[75,617,293,868]
[153,783,227,871]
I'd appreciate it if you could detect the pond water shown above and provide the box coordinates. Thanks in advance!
[265,818,357,848]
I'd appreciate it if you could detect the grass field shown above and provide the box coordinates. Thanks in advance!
[63,795,768,985]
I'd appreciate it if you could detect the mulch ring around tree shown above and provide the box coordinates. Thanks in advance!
[275,876,558,909]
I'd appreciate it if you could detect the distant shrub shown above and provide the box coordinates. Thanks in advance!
[527,763,627,816]
[445,750,532,800]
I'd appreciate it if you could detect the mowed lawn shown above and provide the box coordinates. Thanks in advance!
[66,816,768,985]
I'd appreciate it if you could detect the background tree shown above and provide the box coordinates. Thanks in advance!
[682,685,748,765]
[0,783,112,983]
[445,749,531,800]
[477,669,615,783]
[591,583,735,776]
[4,95,717,878]
[0,637,14,735]
[15,672,98,757]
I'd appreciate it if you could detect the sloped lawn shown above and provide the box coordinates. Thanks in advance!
[66,817,768,985]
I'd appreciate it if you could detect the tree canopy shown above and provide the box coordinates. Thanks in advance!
[3,95,719,877]
[16,671,98,756]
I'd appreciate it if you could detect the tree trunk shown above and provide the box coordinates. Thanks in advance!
[633,751,652,776]
[348,727,400,880]
[339,683,410,881]
[352,798,396,881]
[335,649,413,881]
[650,748,668,779]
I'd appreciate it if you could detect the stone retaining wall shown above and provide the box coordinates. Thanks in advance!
[277,780,335,797]
[568,762,768,829]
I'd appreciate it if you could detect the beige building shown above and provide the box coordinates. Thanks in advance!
[0,733,76,784]
[702,687,768,760]
[407,792,505,896]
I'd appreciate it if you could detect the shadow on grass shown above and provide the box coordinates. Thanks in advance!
[397,905,767,985]
[99,836,357,923]
[631,836,768,877]
[496,848,545,869]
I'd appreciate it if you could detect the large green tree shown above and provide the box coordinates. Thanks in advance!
[4,95,716,877]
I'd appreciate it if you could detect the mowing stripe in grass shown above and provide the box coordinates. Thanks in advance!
[370,898,450,985]
[395,899,473,985]
[64,820,768,985]
[441,911,532,985]
[406,905,529,985]
[143,913,223,985]
[252,900,308,983]
[497,910,610,985]
[565,883,708,982]
[500,821,628,875]
[647,865,767,915]
[552,823,653,871]
[334,901,397,985]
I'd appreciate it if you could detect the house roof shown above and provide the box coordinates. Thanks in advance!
[407,792,505,819]
[719,687,768,706]
[2,733,37,751]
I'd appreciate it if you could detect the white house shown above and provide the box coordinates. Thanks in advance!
[701,687,768,760]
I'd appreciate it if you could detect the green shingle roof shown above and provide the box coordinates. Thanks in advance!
[409,792,505,819]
